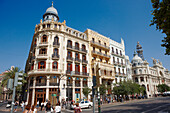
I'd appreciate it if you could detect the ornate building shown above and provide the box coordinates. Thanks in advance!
[25,3,90,105]
[131,42,170,98]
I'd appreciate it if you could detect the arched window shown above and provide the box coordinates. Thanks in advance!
[134,70,137,74]
[54,36,59,43]
[117,58,119,64]
[116,49,118,54]
[38,61,46,69]
[113,57,115,63]
[42,35,48,43]
[104,70,106,75]
[53,62,58,70]
[31,62,34,70]
[67,40,72,47]
[53,48,58,56]
[120,50,122,56]
[139,69,142,74]
[82,44,86,51]
[112,47,114,53]
[75,42,79,50]
[39,48,47,54]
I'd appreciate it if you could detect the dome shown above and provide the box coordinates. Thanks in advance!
[132,54,142,61]
[45,6,58,16]
[43,2,59,21]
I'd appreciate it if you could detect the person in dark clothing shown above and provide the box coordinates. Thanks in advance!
[46,101,51,113]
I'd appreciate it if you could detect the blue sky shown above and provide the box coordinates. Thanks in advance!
[0,0,169,73]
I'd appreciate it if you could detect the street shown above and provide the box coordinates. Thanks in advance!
[0,97,170,113]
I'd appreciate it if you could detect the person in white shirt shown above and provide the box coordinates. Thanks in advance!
[41,101,44,111]
[21,101,25,112]
[55,103,61,113]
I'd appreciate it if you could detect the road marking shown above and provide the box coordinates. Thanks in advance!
[141,103,170,113]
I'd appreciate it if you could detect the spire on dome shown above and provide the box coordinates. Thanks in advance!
[52,1,53,7]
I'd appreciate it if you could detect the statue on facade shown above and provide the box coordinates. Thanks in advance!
[157,60,162,66]
[151,57,157,64]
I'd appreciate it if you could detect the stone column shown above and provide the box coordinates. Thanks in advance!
[26,77,30,104]
[46,75,50,101]
[72,77,75,101]
[80,78,83,99]
[31,77,36,105]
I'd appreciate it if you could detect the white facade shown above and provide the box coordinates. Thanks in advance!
[110,38,127,84]
[131,52,170,98]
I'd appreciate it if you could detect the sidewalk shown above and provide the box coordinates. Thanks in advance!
[94,97,159,107]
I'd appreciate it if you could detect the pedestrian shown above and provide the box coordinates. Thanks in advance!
[31,105,37,113]
[14,101,18,112]
[21,101,25,112]
[54,103,61,113]
[41,101,44,111]
[74,103,82,113]
[23,105,31,113]
[46,101,52,113]
[100,98,102,105]
[36,100,39,110]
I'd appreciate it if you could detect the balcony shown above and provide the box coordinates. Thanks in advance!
[92,51,110,58]
[75,58,81,63]
[66,71,89,76]
[32,44,37,48]
[83,84,88,87]
[81,48,87,53]
[32,56,35,60]
[67,56,74,62]
[37,54,48,59]
[36,83,46,86]
[82,59,88,64]
[67,45,73,49]
[28,68,61,75]
[39,42,48,46]
[53,42,60,48]
[91,41,110,50]
[52,54,60,60]
[111,51,124,58]
[75,83,80,87]
[49,83,59,86]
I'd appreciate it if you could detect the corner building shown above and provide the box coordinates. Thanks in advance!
[25,4,90,105]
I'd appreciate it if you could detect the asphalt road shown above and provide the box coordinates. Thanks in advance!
[79,97,170,113]
[0,97,170,113]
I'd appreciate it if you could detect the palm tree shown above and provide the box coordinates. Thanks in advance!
[1,67,21,87]
[1,67,27,100]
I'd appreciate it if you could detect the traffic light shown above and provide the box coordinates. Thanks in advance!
[14,72,23,86]
[93,76,96,87]
[96,63,100,87]
[7,79,13,90]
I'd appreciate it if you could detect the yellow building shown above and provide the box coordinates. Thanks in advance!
[85,29,115,96]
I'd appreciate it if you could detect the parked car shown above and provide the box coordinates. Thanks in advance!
[79,100,93,109]
[6,101,11,108]
[163,91,170,96]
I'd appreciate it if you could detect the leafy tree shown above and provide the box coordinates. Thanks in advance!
[157,84,170,93]
[99,84,107,95]
[150,0,170,55]
[82,87,91,99]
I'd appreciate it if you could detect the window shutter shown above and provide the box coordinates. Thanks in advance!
[57,62,58,69]
[38,62,40,69]
[52,62,54,69]
[44,61,46,69]
[67,63,68,70]
[71,64,72,71]
[78,65,80,72]
[85,66,87,73]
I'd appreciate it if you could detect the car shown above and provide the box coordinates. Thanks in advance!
[0,100,3,103]
[79,100,93,109]
[6,101,12,108]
